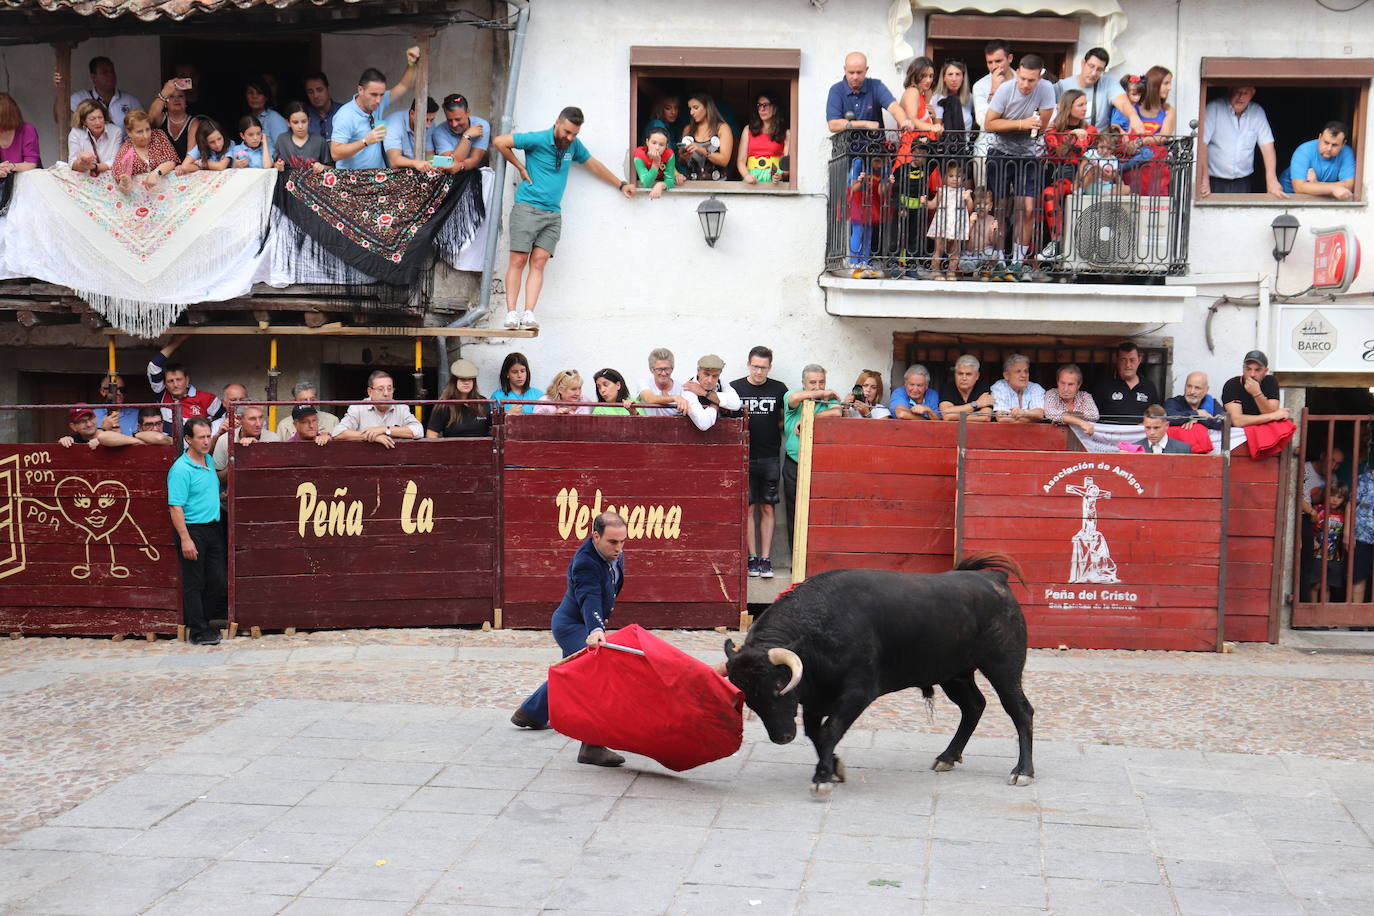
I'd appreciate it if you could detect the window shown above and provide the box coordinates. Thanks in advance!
[924,14,1078,88]
[893,331,1170,401]
[629,46,800,190]
[1198,58,1374,203]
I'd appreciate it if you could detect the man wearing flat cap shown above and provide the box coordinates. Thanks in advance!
[1222,349,1290,427]
[683,354,742,431]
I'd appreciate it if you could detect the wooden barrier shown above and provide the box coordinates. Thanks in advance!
[230,438,500,630]
[806,419,1073,577]
[961,450,1224,651]
[803,420,1286,649]
[501,415,747,628]
[0,445,181,635]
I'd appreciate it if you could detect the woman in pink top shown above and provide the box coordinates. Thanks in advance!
[0,93,41,179]
[533,370,593,416]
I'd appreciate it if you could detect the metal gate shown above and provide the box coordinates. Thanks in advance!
[1292,411,1374,628]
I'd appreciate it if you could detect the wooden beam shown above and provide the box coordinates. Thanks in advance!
[99,325,536,338]
[790,400,815,582]
[53,41,73,162]
[411,31,431,164]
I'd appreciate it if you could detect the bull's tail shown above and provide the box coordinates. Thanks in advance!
[955,551,1026,588]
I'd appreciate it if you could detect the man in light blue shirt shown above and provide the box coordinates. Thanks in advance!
[990,354,1046,421]
[330,48,422,170]
[1199,87,1284,198]
[1055,47,1114,132]
[890,365,942,420]
[167,417,224,646]
[491,106,634,330]
[429,93,491,174]
[383,97,438,171]
[1279,122,1356,199]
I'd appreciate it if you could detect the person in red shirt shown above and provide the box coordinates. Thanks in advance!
[146,334,226,437]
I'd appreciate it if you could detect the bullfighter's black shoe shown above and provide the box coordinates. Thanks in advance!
[577,743,625,767]
[510,709,550,730]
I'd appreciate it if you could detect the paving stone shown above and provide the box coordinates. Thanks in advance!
[667,882,800,916]
[685,827,814,889]
[16,855,209,916]
[48,774,221,830]
[204,776,321,807]
[410,906,540,916]
[1276,863,1374,901]
[338,811,494,870]
[143,753,253,777]
[227,830,358,866]
[924,902,1045,916]
[1162,857,1290,894]
[927,838,1042,876]
[1042,847,1161,884]
[811,832,925,866]
[300,719,402,741]
[159,801,289,834]
[799,859,926,898]
[1173,887,1305,916]
[109,824,251,859]
[797,891,928,915]
[279,899,411,916]
[1040,822,1154,855]
[715,799,826,833]
[545,867,680,916]
[143,889,294,915]
[302,864,442,902]
[426,865,564,909]
[400,786,515,816]
[179,859,326,896]
[599,795,720,828]
[1045,877,1175,914]
[430,765,541,791]
[0,849,101,906]
[299,782,417,810]
[5,826,138,854]
[926,864,1048,907]
[236,755,348,783]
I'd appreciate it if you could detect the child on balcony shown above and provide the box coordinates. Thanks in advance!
[1304,480,1349,602]
[229,115,271,169]
[175,118,231,175]
[962,188,1002,279]
[1077,130,1127,197]
[631,126,677,199]
[273,102,331,173]
[847,154,890,279]
[926,160,972,279]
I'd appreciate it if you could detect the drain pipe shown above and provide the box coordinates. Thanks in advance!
[436,0,530,389]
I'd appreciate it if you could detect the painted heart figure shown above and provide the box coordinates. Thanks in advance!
[54,477,133,541]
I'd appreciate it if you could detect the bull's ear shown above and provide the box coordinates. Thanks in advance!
[723,638,736,658]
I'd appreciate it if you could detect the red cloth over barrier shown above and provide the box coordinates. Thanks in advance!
[1167,423,1215,454]
[548,625,744,771]
[1244,419,1296,459]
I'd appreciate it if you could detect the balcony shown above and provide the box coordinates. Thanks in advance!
[821,129,1197,323]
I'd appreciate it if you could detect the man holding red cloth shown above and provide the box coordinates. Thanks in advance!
[512,511,628,767]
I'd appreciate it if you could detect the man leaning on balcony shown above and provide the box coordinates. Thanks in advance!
[330,47,422,171]
[1279,121,1356,200]
[990,354,1046,423]
[1222,350,1291,428]
[332,370,423,449]
[826,52,914,135]
[1198,87,1285,199]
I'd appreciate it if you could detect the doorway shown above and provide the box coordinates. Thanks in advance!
[159,36,321,134]
[1292,388,1374,629]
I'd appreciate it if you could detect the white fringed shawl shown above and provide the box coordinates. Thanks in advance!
[0,168,276,338]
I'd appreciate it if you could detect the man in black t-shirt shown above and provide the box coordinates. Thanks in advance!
[1221,350,1290,427]
[1092,341,1160,422]
[730,346,789,580]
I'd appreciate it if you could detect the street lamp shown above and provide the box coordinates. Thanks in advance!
[697,196,727,248]
[1271,212,1299,262]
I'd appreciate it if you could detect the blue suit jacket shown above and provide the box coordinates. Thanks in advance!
[555,536,626,632]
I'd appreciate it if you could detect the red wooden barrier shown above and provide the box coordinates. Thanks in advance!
[1225,451,1285,643]
[501,414,746,628]
[229,438,500,629]
[0,445,181,635]
[961,450,1224,651]
[807,420,1074,577]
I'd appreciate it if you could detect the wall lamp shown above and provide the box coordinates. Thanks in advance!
[697,196,727,248]
[1271,212,1300,262]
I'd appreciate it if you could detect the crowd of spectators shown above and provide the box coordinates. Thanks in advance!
[821,43,1359,282]
[3,51,491,192]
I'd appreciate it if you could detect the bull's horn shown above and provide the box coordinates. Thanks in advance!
[768,647,803,695]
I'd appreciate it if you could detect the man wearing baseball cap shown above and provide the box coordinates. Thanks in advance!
[1221,350,1290,427]
[683,354,743,431]
[59,405,162,449]
[287,404,333,445]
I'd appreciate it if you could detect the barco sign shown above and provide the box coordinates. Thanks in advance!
[1275,305,1374,373]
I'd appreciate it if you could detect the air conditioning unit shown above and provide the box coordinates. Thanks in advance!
[1061,193,1174,274]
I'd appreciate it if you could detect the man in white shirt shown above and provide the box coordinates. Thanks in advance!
[1056,48,1114,132]
[332,371,423,448]
[67,56,142,124]
[990,354,1046,422]
[682,355,743,431]
[971,40,1014,162]
[1198,87,1285,198]
[1136,405,1191,454]
[212,405,280,481]
[275,381,340,441]
[637,347,691,416]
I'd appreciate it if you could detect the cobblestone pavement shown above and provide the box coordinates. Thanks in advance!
[2,629,1373,914]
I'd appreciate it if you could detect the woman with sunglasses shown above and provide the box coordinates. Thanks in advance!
[736,92,790,184]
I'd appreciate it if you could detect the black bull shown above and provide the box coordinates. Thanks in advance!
[723,554,1034,794]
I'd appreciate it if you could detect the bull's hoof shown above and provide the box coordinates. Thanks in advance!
[810,781,835,797]
[834,757,846,783]
[932,759,956,772]
[1007,773,1035,787]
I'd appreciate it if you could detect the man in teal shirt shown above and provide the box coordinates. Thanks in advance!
[167,417,224,645]
[782,364,844,551]
[491,106,634,331]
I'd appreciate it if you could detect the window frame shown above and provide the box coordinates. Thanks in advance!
[924,13,1079,81]
[1197,57,1373,205]
[628,46,801,192]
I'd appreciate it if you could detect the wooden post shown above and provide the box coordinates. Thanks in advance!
[1216,417,1232,652]
[53,42,73,162]
[411,32,432,165]
[790,400,816,581]
[954,412,968,564]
